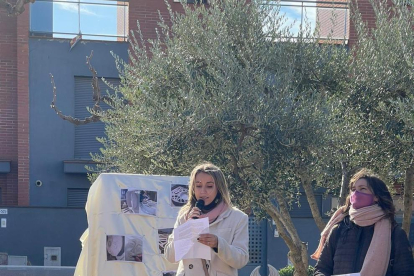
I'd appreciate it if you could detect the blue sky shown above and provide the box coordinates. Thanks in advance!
[274,1,317,36]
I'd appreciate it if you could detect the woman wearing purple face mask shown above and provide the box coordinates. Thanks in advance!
[312,168,414,276]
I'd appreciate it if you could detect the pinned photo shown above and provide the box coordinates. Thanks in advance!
[121,189,137,214]
[106,235,125,261]
[121,189,157,216]
[139,190,157,216]
[125,235,143,262]
[170,184,189,207]
[158,228,173,254]
[106,235,143,262]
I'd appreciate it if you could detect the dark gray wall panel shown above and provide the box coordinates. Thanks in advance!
[29,38,128,206]
[0,207,87,266]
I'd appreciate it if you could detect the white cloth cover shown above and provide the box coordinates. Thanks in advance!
[74,173,189,276]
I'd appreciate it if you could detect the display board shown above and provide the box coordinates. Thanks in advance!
[74,173,190,276]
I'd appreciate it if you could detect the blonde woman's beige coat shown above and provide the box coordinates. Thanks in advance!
[164,207,249,276]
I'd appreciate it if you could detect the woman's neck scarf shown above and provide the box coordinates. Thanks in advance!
[186,201,228,224]
[311,204,391,276]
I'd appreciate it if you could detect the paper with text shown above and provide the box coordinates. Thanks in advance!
[173,217,211,261]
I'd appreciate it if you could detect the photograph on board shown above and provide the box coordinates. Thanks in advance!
[125,235,143,262]
[121,189,140,214]
[121,189,157,216]
[107,235,143,262]
[138,190,157,216]
[106,235,125,261]
[158,228,173,254]
[170,184,189,207]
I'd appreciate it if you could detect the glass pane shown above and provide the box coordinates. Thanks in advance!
[30,1,53,33]
[53,0,80,37]
[303,6,317,34]
[80,2,126,41]
[280,5,302,37]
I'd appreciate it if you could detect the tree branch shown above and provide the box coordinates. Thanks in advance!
[50,51,105,125]
[1,0,35,16]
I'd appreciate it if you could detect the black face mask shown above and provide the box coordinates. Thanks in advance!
[201,193,221,212]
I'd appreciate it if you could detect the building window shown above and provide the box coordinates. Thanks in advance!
[74,76,120,159]
[30,0,129,41]
[262,0,349,42]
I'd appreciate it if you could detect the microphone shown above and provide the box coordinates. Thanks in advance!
[193,199,205,219]
[195,199,205,209]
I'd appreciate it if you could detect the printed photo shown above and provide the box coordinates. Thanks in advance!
[106,235,143,262]
[170,184,189,207]
[163,272,177,276]
[121,189,140,214]
[158,228,173,254]
[121,189,157,216]
[125,235,143,262]
[106,235,125,261]
[139,190,157,216]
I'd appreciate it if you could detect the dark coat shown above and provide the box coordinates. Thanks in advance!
[314,216,414,276]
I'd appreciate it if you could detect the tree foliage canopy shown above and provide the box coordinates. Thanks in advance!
[94,0,349,210]
[90,1,351,273]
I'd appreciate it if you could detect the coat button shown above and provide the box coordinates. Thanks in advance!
[189,264,193,269]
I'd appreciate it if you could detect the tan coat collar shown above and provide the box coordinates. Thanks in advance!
[209,206,233,227]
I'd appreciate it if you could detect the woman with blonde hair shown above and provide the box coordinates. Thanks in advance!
[313,168,414,276]
[164,162,249,276]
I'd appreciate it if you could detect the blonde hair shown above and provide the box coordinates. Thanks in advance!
[180,163,232,215]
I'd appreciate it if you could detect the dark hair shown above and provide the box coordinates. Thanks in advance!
[344,168,396,226]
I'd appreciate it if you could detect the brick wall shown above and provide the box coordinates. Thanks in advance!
[129,0,185,41]
[349,0,397,47]
[0,10,18,206]
[0,8,30,206]
[348,0,375,47]
[17,8,30,206]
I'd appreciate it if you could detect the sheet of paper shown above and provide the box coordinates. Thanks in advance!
[173,217,211,261]
[333,273,360,276]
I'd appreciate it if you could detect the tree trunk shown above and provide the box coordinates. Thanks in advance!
[289,243,309,276]
[301,174,326,232]
[338,161,350,207]
[402,162,414,236]
[265,192,308,276]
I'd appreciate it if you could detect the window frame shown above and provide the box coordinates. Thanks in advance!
[30,0,129,42]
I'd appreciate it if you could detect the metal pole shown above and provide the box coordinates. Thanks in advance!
[259,219,268,276]
[78,0,81,34]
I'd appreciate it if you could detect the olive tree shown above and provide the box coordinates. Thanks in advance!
[349,0,414,235]
[91,1,349,274]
